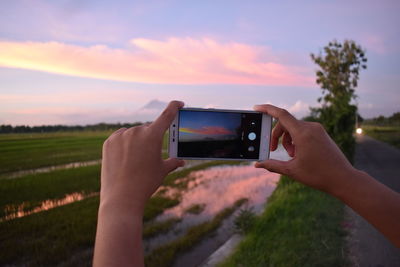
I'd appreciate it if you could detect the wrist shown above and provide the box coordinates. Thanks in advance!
[99,192,145,221]
[330,167,364,201]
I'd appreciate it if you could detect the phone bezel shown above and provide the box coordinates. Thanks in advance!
[168,107,271,161]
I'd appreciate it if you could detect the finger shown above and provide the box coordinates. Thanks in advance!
[282,131,295,157]
[255,159,292,176]
[270,122,285,151]
[254,104,299,134]
[163,158,185,174]
[110,127,128,136]
[150,100,184,136]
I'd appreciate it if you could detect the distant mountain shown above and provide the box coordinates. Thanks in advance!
[91,99,169,124]
[136,99,168,115]
[132,99,168,121]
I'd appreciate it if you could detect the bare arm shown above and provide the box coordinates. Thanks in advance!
[336,169,400,247]
[254,104,400,247]
[93,101,185,267]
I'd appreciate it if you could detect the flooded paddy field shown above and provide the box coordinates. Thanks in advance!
[0,131,289,266]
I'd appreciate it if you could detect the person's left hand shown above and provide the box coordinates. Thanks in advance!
[100,100,185,215]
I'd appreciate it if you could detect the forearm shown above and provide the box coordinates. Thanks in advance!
[334,168,400,247]
[93,201,144,267]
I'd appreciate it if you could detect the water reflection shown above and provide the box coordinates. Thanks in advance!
[145,165,279,253]
[1,192,98,222]
[5,160,101,179]
[145,145,291,254]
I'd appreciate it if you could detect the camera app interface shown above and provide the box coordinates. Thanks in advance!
[177,110,262,159]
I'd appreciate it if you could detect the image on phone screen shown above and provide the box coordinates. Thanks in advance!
[177,110,262,159]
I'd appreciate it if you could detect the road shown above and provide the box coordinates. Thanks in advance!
[347,134,400,267]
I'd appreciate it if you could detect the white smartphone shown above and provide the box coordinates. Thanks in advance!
[168,107,272,161]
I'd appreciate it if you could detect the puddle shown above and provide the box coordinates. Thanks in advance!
[145,165,280,253]
[144,145,291,256]
[1,192,98,222]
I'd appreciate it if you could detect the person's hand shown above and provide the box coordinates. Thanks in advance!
[100,100,185,215]
[254,104,355,196]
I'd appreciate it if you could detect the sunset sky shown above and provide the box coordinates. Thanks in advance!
[1,0,399,125]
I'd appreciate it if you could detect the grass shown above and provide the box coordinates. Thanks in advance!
[0,155,245,265]
[219,176,347,267]
[234,207,256,234]
[145,198,248,267]
[143,217,182,239]
[0,131,110,175]
[0,165,101,218]
[363,125,400,149]
[144,196,180,222]
[0,159,241,220]
[164,160,246,188]
[185,203,206,215]
[0,130,246,266]
[0,130,170,176]
[0,196,99,266]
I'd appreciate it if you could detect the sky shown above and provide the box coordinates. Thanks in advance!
[179,110,240,141]
[1,0,399,125]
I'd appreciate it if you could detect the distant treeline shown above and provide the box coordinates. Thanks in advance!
[0,122,143,134]
[364,112,400,126]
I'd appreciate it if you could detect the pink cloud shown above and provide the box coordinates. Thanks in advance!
[0,89,147,105]
[0,38,313,86]
[180,126,234,135]
[362,34,387,54]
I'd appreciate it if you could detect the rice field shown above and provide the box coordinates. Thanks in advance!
[0,131,273,266]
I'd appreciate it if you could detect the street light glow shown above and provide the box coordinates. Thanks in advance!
[356,128,363,134]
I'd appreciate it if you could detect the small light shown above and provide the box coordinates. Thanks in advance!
[356,128,363,134]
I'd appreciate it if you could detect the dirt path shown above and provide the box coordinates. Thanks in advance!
[347,135,400,266]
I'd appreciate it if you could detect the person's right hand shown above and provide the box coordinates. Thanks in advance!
[254,104,355,196]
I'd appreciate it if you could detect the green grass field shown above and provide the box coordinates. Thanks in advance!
[0,131,110,175]
[0,129,242,267]
[219,176,347,266]
[0,130,348,266]
[363,125,400,149]
[0,130,170,177]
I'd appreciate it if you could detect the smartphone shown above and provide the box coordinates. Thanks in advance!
[168,108,272,161]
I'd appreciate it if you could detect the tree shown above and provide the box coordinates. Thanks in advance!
[310,40,367,160]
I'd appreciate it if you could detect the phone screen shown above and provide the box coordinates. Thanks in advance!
[177,109,262,159]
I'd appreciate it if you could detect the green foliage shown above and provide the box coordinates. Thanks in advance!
[145,198,248,267]
[0,131,109,175]
[163,160,245,188]
[0,165,101,218]
[363,125,400,149]
[219,177,348,267]
[234,207,256,234]
[310,40,367,160]
[144,196,180,222]
[0,197,99,266]
[143,217,182,239]
[0,122,142,134]
[364,112,400,126]
[185,203,206,215]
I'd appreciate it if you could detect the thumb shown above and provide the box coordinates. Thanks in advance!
[163,158,185,174]
[255,159,291,175]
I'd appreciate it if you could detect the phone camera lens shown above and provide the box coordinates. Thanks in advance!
[172,138,175,142]
[173,124,176,127]
[251,121,256,126]
[248,146,255,152]
[248,132,256,141]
